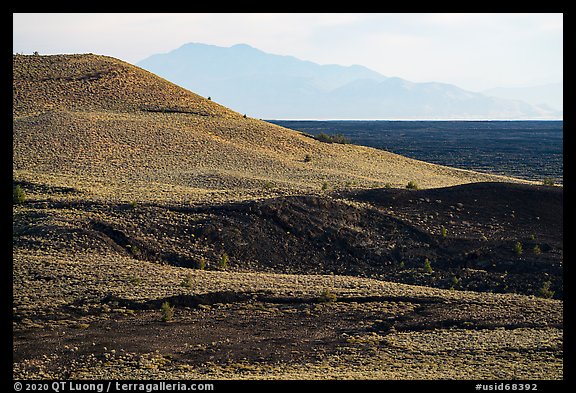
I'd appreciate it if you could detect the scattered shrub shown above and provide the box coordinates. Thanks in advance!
[318,289,337,303]
[533,244,542,255]
[514,241,523,256]
[423,258,433,273]
[384,183,392,189]
[542,178,555,186]
[129,201,138,209]
[13,185,26,204]
[315,132,350,144]
[181,273,194,289]
[303,154,312,163]
[321,182,330,191]
[161,301,174,322]
[406,181,419,190]
[537,281,554,299]
[262,181,275,190]
[441,226,447,238]
[450,275,460,289]
[196,257,206,270]
[217,253,229,270]
[126,244,140,256]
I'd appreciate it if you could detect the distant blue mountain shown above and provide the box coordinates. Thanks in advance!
[137,43,561,120]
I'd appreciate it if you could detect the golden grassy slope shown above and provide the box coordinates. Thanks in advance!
[13,54,527,204]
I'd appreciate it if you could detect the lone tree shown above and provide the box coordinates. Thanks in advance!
[161,301,174,322]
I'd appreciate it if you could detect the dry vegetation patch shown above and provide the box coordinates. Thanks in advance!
[12,54,562,380]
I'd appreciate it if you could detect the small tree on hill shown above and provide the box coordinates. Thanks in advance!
[161,301,174,322]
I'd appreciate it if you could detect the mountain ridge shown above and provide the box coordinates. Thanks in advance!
[137,43,561,120]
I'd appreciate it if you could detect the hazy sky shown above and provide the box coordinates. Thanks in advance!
[13,13,563,92]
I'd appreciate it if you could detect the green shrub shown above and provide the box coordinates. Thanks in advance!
[542,178,555,186]
[196,257,206,270]
[315,132,350,144]
[181,273,194,289]
[318,289,337,303]
[262,181,275,190]
[450,275,460,288]
[533,244,542,255]
[13,185,26,204]
[217,253,229,270]
[126,244,140,256]
[406,181,419,190]
[441,226,447,238]
[161,301,174,322]
[321,182,330,191]
[423,258,433,273]
[514,241,523,256]
[537,281,554,299]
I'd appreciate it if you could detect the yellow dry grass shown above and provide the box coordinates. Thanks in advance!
[13,54,529,205]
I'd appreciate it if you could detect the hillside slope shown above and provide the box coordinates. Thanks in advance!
[13,54,526,204]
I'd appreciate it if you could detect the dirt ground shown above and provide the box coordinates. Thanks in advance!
[13,280,563,380]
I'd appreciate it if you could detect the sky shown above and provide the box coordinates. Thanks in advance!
[13,13,563,92]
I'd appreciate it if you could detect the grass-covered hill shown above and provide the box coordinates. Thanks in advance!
[13,54,525,205]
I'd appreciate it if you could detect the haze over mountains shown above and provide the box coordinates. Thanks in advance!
[137,43,562,120]
[482,83,563,112]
